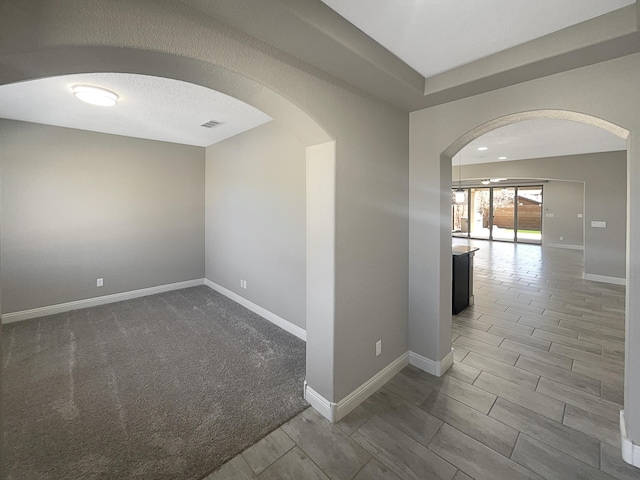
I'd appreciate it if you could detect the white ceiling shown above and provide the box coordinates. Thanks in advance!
[0,9,631,159]
[320,0,635,78]
[456,119,626,165]
[0,73,272,147]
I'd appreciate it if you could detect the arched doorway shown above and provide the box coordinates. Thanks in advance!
[0,4,340,419]
[3,0,417,429]
[410,103,639,463]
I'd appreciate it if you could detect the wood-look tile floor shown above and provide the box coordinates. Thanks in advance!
[208,239,640,480]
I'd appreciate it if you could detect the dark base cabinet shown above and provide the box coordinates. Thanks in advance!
[452,254,470,314]
[452,245,479,314]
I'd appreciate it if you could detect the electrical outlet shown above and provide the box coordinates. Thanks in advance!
[240,279,247,289]
[97,278,104,287]
[375,340,382,357]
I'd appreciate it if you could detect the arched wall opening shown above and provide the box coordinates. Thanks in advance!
[442,111,629,358]
[441,110,629,300]
[3,3,415,430]
[447,113,628,282]
[3,0,413,416]
[0,48,338,410]
[410,102,639,460]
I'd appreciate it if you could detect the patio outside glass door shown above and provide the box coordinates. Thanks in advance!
[517,186,543,244]
[454,184,544,243]
[492,187,516,241]
[469,188,490,239]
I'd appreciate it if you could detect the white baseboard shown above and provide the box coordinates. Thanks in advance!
[409,349,454,376]
[304,381,334,422]
[583,273,626,286]
[1,279,205,324]
[204,279,306,341]
[305,352,409,423]
[544,243,584,251]
[334,352,409,421]
[620,410,640,467]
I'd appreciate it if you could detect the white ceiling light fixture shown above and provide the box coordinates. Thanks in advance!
[481,179,491,185]
[498,156,507,160]
[477,147,488,151]
[490,178,508,183]
[71,85,119,106]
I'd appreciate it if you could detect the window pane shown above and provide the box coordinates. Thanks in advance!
[452,189,469,237]
[492,187,515,241]
[470,188,490,239]
[517,186,543,244]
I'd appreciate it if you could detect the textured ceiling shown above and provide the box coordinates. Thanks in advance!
[0,73,272,147]
[457,119,626,165]
[320,0,635,78]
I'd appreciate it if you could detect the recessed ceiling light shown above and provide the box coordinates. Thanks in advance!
[498,156,507,160]
[477,147,488,151]
[481,179,491,185]
[71,85,119,106]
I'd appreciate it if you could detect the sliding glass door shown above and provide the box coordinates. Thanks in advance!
[469,188,490,239]
[452,184,543,244]
[516,186,542,244]
[492,187,515,241]
[451,190,469,237]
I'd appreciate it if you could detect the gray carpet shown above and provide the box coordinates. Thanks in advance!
[2,286,307,480]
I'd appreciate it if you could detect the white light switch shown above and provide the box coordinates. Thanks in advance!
[97,278,104,287]
[591,221,607,228]
[375,340,382,357]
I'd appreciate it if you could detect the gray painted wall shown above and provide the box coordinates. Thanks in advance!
[0,157,3,479]
[542,181,584,248]
[455,151,626,277]
[410,52,640,443]
[0,120,205,313]
[205,121,306,329]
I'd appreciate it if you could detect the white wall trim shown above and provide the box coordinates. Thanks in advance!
[304,381,336,422]
[583,273,626,286]
[1,279,205,324]
[305,352,409,422]
[620,410,640,467]
[334,352,409,421]
[544,243,584,251]
[204,279,306,341]
[409,349,454,376]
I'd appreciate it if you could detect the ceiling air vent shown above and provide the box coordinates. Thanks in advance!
[200,120,224,129]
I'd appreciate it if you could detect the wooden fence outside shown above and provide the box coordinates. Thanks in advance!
[489,205,542,230]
